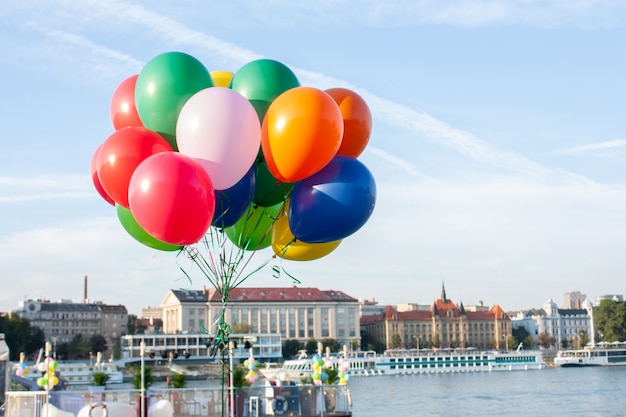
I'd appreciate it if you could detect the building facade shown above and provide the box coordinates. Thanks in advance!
[160,286,361,348]
[511,298,594,348]
[16,299,128,356]
[361,286,512,350]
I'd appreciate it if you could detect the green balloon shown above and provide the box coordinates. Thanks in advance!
[116,204,184,252]
[230,59,300,122]
[225,202,284,251]
[135,52,213,150]
[253,160,294,207]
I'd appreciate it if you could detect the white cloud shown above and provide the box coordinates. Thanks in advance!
[0,175,93,203]
[555,139,626,155]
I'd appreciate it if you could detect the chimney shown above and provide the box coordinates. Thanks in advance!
[84,275,88,304]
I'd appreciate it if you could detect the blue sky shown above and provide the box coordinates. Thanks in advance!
[2,0,626,316]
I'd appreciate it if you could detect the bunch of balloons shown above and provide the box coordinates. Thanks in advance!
[35,358,59,390]
[14,361,31,377]
[337,358,350,385]
[91,51,376,264]
[243,355,259,385]
[311,354,330,386]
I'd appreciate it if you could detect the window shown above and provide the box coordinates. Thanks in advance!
[321,308,329,337]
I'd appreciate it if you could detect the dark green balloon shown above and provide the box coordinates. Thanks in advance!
[135,52,213,150]
[116,204,183,252]
[230,59,300,122]
[253,160,294,207]
[224,202,283,251]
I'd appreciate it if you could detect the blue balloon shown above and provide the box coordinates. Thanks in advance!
[289,156,376,243]
[212,167,256,228]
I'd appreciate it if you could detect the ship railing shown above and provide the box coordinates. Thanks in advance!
[4,383,352,417]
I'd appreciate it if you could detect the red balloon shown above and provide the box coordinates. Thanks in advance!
[90,145,115,206]
[128,152,216,246]
[110,74,143,130]
[97,127,173,209]
[325,88,372,158]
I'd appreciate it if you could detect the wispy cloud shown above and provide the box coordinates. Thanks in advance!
[8,0,599,186]
[115,0,626,29]
[555,139,626,155]
[0,175,93,203]
[366,147,432,180]
[28,23,143,78]
[0,175,89,189]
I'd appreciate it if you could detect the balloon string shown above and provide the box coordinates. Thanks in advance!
[272,259,301,285]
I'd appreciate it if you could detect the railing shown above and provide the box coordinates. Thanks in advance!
[3,384,352,417]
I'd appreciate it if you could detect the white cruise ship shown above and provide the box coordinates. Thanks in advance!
[260,346,545,382]
[555,341,626,367]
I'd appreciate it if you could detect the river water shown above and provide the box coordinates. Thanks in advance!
[346,367,625,417]
[122,366,623,416]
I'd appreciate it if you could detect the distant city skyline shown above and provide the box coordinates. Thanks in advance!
[6,281,620,317]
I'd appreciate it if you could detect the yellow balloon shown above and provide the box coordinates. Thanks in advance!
[210,70,234,88]
[49,376,59,387]
[271,209,341,261]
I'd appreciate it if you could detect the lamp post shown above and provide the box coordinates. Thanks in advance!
[168,351,173,388]
[51,337,57,360]
[228,341,235,417]
[140,341,146,417]
[45,342,52,391]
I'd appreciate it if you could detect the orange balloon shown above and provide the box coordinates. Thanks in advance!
[325,88,372,158]
[262,87,343,183]
[271,207,341,261]
[210,70,234,87]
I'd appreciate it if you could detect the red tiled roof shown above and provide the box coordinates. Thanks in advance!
[360,314,380,325]
[433,299,461,317]
[174,287,357,303]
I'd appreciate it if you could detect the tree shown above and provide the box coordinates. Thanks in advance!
[578,329,589,348]
[512,326,530,345]
[0,315,45,360]
[537,331,555,349]
[391,334,402,349]
[432,335,441,348]
[89,334,108,355]
[594,299,626,342]
[522,335,535,348]
[360,330,384,353]
[321,338,341,353]
[127,314,138,335]
[507,335,518,350]
[512,326,535,349]
[305,338,318,355]
[68,334,91,359]
[283,339,301,359]
[127,314,147,335]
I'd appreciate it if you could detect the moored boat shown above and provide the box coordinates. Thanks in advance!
[554,341,626,367]
[15,359,124,387]
[260,346,546,382]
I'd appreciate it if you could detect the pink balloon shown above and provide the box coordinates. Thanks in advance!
[176,87,261,190]
[128,152,215,245]
[90,145,115,206]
